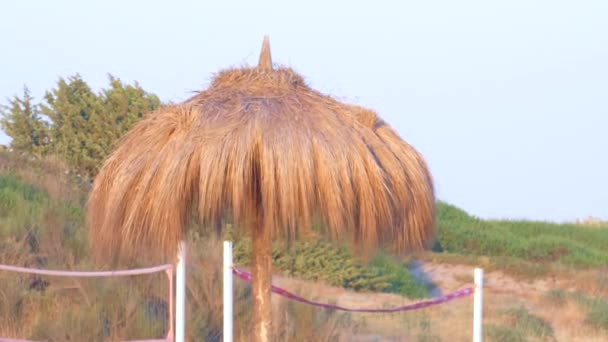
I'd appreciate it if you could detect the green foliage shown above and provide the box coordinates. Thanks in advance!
[368,253,429,298]
[39,74,105,176]
[435,201,608,268]
[233,238,428,298]
[0,173,51,237]
[0,86,49,157]
[2,75,160,178]
[0,173,86,259]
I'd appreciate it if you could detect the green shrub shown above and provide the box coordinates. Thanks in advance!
[368,253,428,298]
[233,238,428,298]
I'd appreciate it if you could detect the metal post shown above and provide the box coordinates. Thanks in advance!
[223,241,234,342]
[473,268,484,342]
[176,241,186,342]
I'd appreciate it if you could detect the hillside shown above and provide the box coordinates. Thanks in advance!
[0,150,606,341]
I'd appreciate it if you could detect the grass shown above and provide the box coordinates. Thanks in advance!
[501,306,554,339]
[484,306,554,341]
[485,324,526,342]
[570,292,608,332]
[435,201,608,269]
[272,298,362,341]
[544,289,568,306]
[541,289,608,335]
[586,300,608,332]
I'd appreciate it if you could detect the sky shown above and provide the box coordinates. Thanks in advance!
[1,0,606,222]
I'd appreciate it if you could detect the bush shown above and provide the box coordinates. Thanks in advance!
[1,75,161,178]
[368,253,428,298]
[233,237,428,298]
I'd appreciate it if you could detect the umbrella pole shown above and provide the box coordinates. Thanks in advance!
[252,221,272,342]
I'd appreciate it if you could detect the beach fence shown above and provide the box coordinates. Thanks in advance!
[0,241,484,341]
[0,262,174,342]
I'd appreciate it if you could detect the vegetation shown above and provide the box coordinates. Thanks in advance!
[586,300,608,332]
[485,324,527,342]
[569,292,608,332]
[1,75,160,178]
[436,201,608,268]
[484,306,554,341]
[500,306,554,339]
[232,237,429,298]
[0,87,49,157]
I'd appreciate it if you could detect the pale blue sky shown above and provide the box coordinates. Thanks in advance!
[1,0,606,221]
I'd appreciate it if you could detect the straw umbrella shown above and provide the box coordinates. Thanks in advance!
[87,37,436,342]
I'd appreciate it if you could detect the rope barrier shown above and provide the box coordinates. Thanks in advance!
[0,263,173,277]
[232,267,473,313]
[0,263,174,342]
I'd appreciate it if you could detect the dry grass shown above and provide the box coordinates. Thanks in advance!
[0,151,88,204]
[0,239,170,340]
[574,216,608,227]
[169,232,369,341]
[3,231,608,341]
[266,261,608,341]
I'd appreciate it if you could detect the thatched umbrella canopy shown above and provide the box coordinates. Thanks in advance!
[87,37,436,341]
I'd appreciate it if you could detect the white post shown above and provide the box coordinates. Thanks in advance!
[223,241,234,342]
[473,268,484,342]
[176,241,186,342]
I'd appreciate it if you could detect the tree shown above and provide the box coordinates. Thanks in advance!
[0,86,49,157]
[99,75,161,153]
[36,74,160,177]
[39,74,104,176]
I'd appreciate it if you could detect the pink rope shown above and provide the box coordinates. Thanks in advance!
[233,267,473,313]
[0,264,172,277]
[0,263,174,342]
[0,339,169,342]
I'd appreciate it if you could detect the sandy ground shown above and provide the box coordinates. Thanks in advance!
[270,261,608,341]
